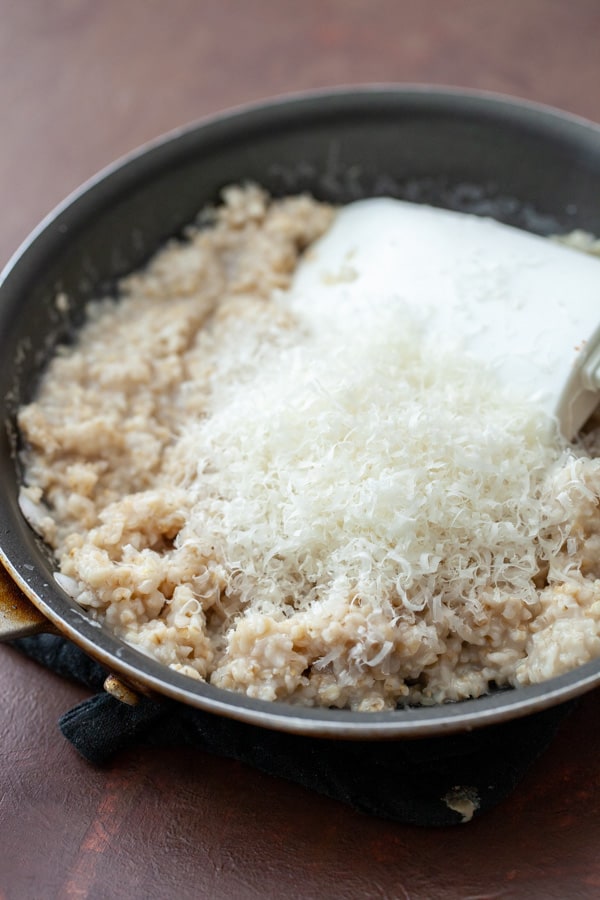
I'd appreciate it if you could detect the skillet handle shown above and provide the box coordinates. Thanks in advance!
[0,561,52,641]
[0,560,142,704]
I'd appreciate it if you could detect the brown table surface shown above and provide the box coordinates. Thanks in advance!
[2,2,600,897]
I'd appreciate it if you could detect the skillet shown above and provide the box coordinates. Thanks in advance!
[2,85,600,738]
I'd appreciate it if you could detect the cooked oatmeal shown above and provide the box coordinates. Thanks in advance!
[17,185,600,711]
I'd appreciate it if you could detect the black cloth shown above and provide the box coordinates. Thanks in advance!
[15,634,573,827]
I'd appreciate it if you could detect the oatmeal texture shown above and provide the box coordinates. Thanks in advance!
[17,185,600,711]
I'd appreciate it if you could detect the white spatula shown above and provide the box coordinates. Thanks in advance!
[289,198,600,440]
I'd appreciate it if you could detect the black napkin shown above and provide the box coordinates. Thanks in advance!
[15,634,573,827]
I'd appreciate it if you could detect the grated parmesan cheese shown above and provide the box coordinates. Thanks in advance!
[16,185,600,710]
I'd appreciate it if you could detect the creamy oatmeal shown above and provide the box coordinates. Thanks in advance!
[17,185,600,711]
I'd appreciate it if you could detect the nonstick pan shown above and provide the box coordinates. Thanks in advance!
[2,86,600,738]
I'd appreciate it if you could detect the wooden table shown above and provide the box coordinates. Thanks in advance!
[2,2,600,897]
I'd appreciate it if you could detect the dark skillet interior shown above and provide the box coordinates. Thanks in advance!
[2,87,600,737]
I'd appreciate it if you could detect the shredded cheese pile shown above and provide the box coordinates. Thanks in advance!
[172,297,568,632]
